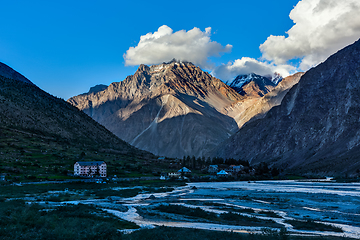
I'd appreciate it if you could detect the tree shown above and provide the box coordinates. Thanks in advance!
[271,167,280,177]
[79,151,86,159]
[191,156,195,169]
[256,162,270,175]
[185,156,191,167]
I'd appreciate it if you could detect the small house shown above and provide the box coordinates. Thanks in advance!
[217,170,229,176]
[168,172,181,178]
[0,174,6,181]
[74,161,107,177]
[208,165,219,173]
[226,165,244,173]
[178,167,191,173]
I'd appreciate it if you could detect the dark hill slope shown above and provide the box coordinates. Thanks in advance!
[0,75,132,151]
[214,39,360,175]
[0,62,33,85]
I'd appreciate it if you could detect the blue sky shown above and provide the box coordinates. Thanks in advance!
[1,0,359,99]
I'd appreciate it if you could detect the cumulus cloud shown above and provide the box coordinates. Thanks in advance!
[124,25,232,68]
[212,57,296,81]
[260,0,360,70]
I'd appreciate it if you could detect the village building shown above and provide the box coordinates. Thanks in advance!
[226,165,244,174]
[0,173,6,181]
[178,167,191,173]
[168,172,181,178]
[217,170,229,176]
[74,161,107,177]
[208,165,219,173]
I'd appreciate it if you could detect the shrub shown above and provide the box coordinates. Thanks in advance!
[285,219,343,232]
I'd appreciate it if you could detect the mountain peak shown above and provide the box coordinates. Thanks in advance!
[87,84,108,94]
[227,73,276,97]
[162,58,194,66]
[134,60,196,79]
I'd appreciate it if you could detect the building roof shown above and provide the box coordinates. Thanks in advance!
[217,170,228,175]
[75,161,106,166]
[178,167,191,173]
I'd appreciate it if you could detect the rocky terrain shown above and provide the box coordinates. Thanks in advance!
[214,39,360,175]
[234,72,304,128]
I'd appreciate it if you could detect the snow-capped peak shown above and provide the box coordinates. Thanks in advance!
[227,73,283,89]
[227,73,265,88]
[269,72,283,85]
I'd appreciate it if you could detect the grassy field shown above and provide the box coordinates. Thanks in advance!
[285,219,343,232]
[150,204,282,228]
[0,200,136,240]
[0,180,184,200]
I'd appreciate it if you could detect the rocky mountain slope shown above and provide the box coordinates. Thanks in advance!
[68,61,244,158]
[69,60,303,158]
[214,39,360,175]
[234,72,304,128]
[0,63,137,154]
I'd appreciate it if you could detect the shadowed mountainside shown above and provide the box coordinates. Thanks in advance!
[213,39,360,175]
[0,64,141,154]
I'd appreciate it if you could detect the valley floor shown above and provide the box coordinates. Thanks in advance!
[108,180,360,239]
[1,180,360,239]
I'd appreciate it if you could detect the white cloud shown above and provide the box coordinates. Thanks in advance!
[123,25,232,68]
[212,57,295,81]
[260,0,360,70]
